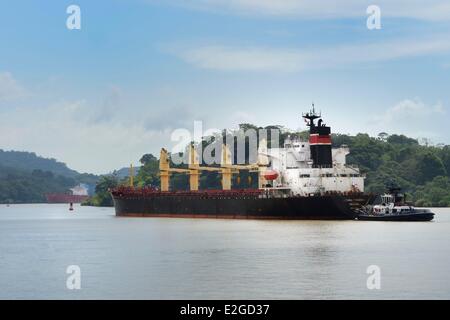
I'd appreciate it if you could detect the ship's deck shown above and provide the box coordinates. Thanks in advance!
[111,187,264,199]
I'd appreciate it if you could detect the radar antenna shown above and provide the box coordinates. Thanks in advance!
[302,102,321,127]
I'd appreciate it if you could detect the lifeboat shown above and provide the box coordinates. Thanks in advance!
[263,170,279,181]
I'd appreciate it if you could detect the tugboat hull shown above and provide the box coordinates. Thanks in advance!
[358,212,434,222]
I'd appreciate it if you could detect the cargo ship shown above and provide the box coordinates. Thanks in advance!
[111,106,373,219]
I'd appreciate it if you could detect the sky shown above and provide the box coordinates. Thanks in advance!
[0,0,449,174]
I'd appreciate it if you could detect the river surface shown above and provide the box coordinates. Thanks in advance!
[0,204,449,299]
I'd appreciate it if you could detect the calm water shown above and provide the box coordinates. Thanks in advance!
[0,204,449,299]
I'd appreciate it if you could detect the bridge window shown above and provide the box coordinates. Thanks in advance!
[320,174,333,177]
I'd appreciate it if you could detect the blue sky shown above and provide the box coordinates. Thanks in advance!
[0,0,449,173]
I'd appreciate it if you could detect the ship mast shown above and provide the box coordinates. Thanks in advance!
[302,103,321,128]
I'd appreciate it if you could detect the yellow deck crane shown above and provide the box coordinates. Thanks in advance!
[129,163,134,187]
[159,139,270,192]
[159,147,193,192]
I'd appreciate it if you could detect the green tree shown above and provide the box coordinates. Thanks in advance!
[415,152,447,185]
[135,153,160,188]
[83,175,119,206]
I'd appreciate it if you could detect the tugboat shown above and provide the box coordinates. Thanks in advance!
[357,188,434,221]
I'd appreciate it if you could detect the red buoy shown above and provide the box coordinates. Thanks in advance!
[263,170,279,181]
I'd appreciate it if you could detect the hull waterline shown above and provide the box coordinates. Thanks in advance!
[357,212,434,222]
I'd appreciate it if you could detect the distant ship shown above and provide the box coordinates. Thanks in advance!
[46,184,89,203]
[111,106,373,219]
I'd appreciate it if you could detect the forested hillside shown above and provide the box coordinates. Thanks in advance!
[0,166,77,203]
[0,150,79,177]
[0,150,99,203]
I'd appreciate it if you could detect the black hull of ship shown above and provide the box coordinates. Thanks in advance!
[112,193,372,220]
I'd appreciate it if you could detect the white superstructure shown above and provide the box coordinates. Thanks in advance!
[260,106,365,196]
[264,139,364,196]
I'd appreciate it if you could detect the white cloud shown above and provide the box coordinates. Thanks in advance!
[0,72,25,101]
[160,0,450,21]
[0,99,175,174]
[368,98,448,142]
[230,110,255,125]
[172,35,450,72]
[0,78,210,173]
[179,46,306,72]
[0,71,220,173]
[378,98,445,122]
